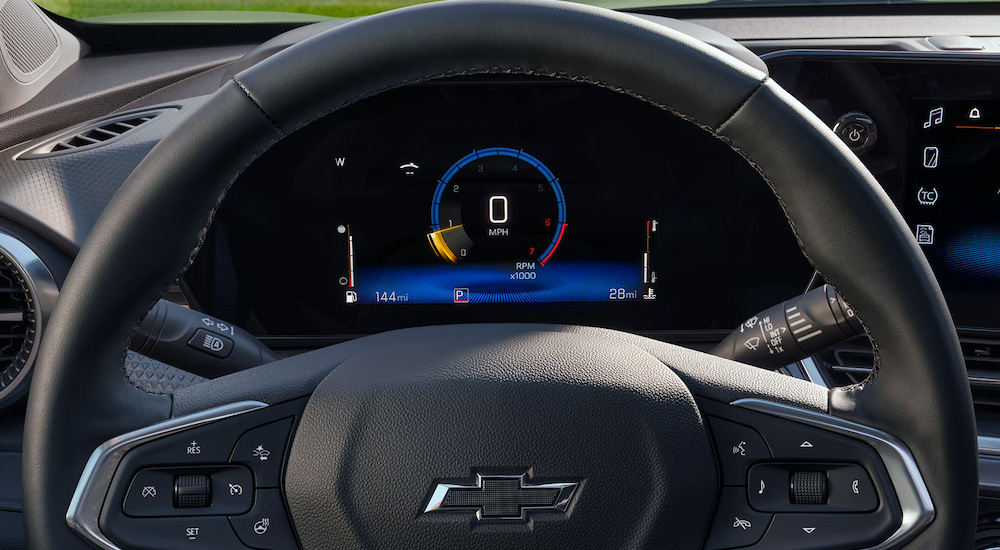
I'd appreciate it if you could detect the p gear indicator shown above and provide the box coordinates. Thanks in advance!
[427,148,568,266]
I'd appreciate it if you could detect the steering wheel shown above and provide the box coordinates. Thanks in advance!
[21,1,977,548]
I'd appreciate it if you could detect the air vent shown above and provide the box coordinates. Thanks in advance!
[823,345,875,386]
[0,256,33,393]
[0,0,58,76]
[19,108,176,159]
[0,232,56,410]
[962,336,1000,408]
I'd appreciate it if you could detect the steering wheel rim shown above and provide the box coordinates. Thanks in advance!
[22,1,977,548]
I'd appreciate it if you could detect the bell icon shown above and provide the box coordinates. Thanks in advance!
[970,107,981,119]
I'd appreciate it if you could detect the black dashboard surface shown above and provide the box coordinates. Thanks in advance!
[184,78,813,336]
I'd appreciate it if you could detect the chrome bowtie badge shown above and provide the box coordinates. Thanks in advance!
[424,473,579,521]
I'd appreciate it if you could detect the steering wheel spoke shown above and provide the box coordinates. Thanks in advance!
[68,397,307,550]
[694,396,931,550]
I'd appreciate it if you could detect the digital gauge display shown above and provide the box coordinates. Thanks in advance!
[340,147,658,306]
[198,79,813,335]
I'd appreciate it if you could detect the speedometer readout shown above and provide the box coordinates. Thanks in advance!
[427,148,567,266]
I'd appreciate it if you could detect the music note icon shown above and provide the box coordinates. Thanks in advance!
[923,107,944,129]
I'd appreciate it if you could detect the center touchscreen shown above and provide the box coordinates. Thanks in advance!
[907,99,1000,297]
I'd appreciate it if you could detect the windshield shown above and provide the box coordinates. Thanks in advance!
[34,0,703,22]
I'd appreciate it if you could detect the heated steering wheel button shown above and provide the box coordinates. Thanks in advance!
[707,416,771,485]
[229,488,298,550]
[187,328,234,359]
[231,418,294,488]
[705,487,772,550]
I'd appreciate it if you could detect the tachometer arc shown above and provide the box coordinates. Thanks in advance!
[429,147,567,265]
[539,221,567,266]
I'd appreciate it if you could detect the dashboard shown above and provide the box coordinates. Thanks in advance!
[183,79,812,335]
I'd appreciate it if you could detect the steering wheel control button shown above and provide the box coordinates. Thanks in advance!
[760,512,896,549]
[123,466,255,517]
[211,466,254,514]
[748,463,878,513]
[175,474,211,508]
[124,469,175,517]
[747,465,791,511]
[790,471,827,505]
[187,328,234,359]
[229,488,298,550]
[123,423,241,466]
[833,112,877,155]
[104,517,245,550]
[231,417,294,488]
[827,464,877,512]
[705,488,772,550]
[751,418,876,462]
[707,416,771,485]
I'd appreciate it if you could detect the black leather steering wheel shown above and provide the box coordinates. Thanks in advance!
[22,1,977,548]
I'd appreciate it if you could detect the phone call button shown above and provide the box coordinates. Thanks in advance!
[827,464,878,512]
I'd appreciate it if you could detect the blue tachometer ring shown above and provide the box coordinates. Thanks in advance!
[430,148,567,265]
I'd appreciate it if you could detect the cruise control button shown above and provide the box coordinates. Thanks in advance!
[707,416,771,485]
[705,488,771,550]
[212,466,254,515]
[103,517,245,550]
[123,421,241,465]
[124,469,175,517]
[827,464,878,512]
[231,418,294,488]
[230,488,298,549]
[758,512,897,549]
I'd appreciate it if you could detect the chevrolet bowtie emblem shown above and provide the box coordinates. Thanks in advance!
[424,473,579,521]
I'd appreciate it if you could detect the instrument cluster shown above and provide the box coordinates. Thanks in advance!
[184,77,813,335]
